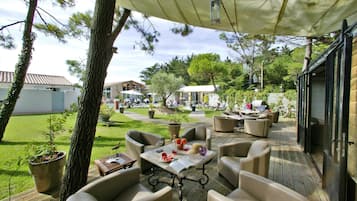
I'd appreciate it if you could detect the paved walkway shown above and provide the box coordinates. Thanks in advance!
[123,110,211,129]
[3,110,328,201]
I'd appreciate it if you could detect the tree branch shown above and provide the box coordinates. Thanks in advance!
[37,6,67,27]
[0,21,25,31]
[110,8,131,43]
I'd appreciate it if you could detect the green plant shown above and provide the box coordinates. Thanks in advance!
[28,113,69,163]
[99,104,115,121]
[148,103,155,111]
[167,113,188,124]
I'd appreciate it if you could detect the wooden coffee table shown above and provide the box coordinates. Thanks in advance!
[94,153,136,176]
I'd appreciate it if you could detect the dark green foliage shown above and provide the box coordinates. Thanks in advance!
[0,33,15,49]
[68,11,92,39]
[170,24,193,36]
[34,23,67,42]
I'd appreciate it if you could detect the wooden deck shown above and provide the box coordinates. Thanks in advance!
[2,119,329,201]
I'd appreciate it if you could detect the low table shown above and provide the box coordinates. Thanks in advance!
[94,153,136,176]
[141,143,216,201]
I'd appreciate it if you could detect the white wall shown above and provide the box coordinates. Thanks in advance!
[64,88,81,110]
[0,87,80,114]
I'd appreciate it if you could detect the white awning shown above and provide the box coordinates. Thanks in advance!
[120,90,143,96]
[117,0,357,36]
[178,85,215,93]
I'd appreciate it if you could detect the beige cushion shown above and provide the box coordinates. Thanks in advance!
[113,184,152,201]
[67,192,97,201]
[207,171,308,201]
[247,141,269,158]
[227,189,259,201]
[218,140,271,188]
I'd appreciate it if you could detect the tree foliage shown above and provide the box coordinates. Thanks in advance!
[150,72,183,107]
[140,56,193,85]
[188,53,227,92]
[219,33,275,85]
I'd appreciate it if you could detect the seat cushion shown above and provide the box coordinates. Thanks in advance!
[195,126,206,140]
[113,184,153,201]
[67,192,98,201]
[218,156,243,187]
[227,188,259,201]
[220,156,242,173]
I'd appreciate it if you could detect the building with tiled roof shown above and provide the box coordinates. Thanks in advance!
[0,71,73,87]
[0,71,80,114]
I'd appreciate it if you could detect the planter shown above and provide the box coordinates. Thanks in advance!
[29,151,66,194]
[168,123,181,140]
[119,107,124,113]
[99,114,110,122]
[148,110,155,119]
[191,106,196,112]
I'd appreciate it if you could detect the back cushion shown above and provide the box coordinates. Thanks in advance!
[129,131,144,144]
[247,140,268,158]
[195,126,206,140]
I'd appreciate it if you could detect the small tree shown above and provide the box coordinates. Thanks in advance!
[150,72,183,108]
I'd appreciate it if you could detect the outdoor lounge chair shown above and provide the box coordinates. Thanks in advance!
[181,126,212,150]
[213,116,238,132]
[66,167,172,201]
[207,170,308,201]
[217,140,271,188]
[243,119,270,137]
[125,130,165,172]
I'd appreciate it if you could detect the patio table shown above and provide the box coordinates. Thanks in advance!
[141,143,216,201]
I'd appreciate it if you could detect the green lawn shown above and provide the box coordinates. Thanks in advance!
[0,112,169,200]
[126,107,197,122]
[202,108,223,118]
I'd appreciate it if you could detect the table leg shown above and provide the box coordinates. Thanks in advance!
[148,167,159,190]
[178,177,183,201]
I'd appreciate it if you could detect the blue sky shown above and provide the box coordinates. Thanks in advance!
[0,0,235,84]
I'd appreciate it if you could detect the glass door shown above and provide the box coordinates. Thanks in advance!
[323,31,352,201]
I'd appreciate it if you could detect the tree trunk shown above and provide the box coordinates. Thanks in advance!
[162,97,167,107]
[59,0,116,200]
[0,0,37,142]
[302,37,312,71]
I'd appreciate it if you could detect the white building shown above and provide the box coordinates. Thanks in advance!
[0,71,80,114]
[177,85,219,107]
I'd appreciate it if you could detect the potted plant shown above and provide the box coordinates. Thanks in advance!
[28,113,68,194]
[148,103,155,119]
[99,103,115,122]
[167,113,188,140]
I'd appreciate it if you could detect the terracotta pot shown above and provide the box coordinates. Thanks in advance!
[28,151,66,194]
[119,107,124,113]
[148,110,155,119]
[168,123,181,140]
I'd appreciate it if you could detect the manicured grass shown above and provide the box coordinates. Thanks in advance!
[0,112,168,200]
[202,108,223,118]
[126,107,197,122]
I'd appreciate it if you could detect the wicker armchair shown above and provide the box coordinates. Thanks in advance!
[125,130,165,172]
[181,126,212,150]
[218,140,271,187]
[243,119,270,137]
[208,171,308,201]
[67,167,172,201]
[213,116,238,132]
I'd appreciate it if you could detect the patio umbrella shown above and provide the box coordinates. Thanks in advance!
[117,0,357,36]
[120,90,143,96]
